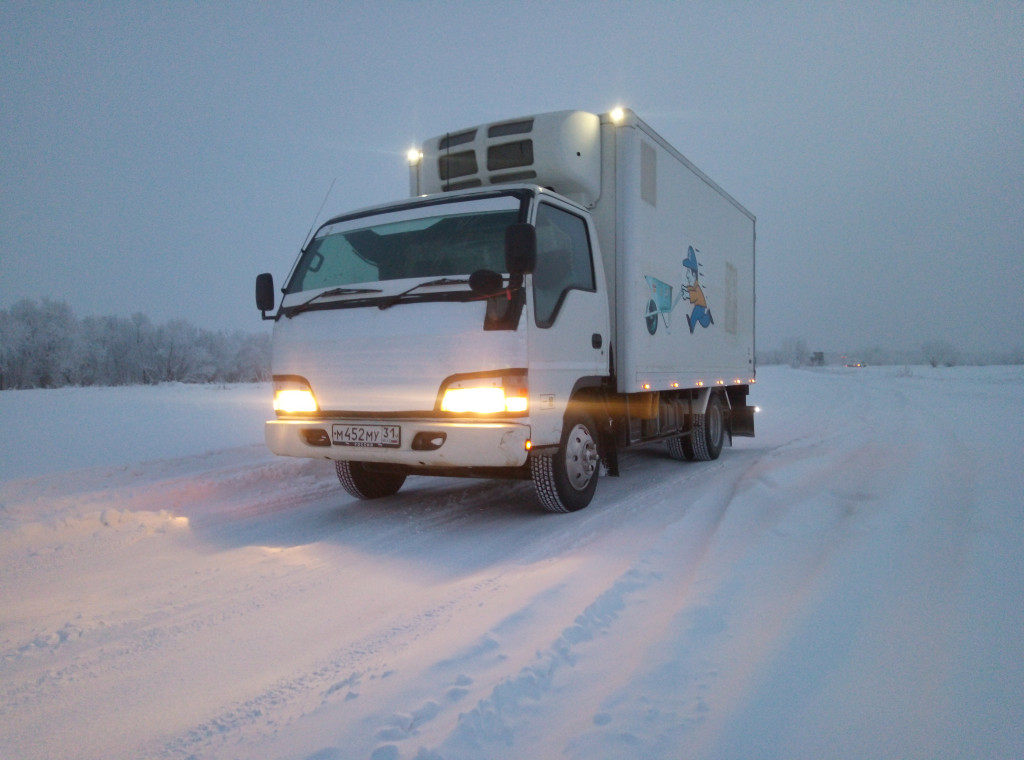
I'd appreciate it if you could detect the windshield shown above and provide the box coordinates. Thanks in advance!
[285,194,524,295]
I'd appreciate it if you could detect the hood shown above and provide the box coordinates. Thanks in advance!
[271,299,527,414]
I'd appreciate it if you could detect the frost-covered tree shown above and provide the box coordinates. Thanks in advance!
[231,331,271,382]
[154,320,203,382]
[0,299,79,388]
[922,340,960,368]
[0,299,270,388]
[0,307,27,389]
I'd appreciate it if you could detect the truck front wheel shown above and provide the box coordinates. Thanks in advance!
[335,460,406,500]
[531,410,601,513]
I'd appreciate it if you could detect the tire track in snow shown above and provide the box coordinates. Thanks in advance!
[154,568,516,759]
[349,453,759,760]
[555,371,991,760]
[361,377,923,759]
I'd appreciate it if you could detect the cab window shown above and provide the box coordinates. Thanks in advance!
[532,204,596,327]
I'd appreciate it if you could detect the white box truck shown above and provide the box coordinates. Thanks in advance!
[256,108,756,512]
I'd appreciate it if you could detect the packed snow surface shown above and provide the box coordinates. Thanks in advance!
[1,367,1022,759]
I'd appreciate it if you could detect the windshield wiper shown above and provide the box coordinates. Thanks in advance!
[286,286,383,318]
[377,277,469,310]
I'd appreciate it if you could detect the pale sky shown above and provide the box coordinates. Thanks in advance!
[2,1,1021,355]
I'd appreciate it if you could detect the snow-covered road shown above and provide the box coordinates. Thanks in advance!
[1,366,1022,759]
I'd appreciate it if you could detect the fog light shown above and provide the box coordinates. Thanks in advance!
[301,428,331,446]
[411,431,447,451]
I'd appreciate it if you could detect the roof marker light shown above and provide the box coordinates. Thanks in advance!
[610,107,625,122]
[406,148,423,165]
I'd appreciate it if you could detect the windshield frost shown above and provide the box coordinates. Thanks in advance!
[285,195,522,295]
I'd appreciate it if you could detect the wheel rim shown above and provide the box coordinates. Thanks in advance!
[564,423,599,491]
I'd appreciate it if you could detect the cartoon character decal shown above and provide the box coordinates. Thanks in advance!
[682,246,713,333]
[643,245,713,335]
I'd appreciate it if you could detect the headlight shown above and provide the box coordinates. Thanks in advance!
[440,374,528,414]
[273,377,319,413]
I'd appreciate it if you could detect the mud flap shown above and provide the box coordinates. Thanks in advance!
[731,404,756,437]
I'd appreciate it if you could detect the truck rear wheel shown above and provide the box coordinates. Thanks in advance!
[531,409,601,513]
[690,394,725,461]
[666,434,696,461]
[335,460,406,500]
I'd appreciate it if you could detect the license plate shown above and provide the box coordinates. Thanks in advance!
[331,423,401,448]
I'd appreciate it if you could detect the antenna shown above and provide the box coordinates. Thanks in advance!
[280,178,338,295]
[301,177,337,251]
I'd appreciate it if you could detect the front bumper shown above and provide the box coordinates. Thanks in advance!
[265,417,531,468]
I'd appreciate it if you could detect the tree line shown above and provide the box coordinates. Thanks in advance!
[758,337,1024,368]
[0,298,270,390]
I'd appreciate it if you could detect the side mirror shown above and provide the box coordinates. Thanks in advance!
[256,273,276,318]
[505,223,536,275]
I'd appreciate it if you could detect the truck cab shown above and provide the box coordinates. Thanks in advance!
[260,183,611,510]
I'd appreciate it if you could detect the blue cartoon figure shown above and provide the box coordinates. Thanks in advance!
[642,245,714,335]
[682,246,713,333]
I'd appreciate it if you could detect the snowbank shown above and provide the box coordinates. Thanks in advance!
[0,382,270,480]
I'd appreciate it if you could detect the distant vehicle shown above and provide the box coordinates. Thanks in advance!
[844,361,867,368]
[256,109,756,512]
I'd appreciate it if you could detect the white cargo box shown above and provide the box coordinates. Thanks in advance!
[599,112,756,394]
[412,109,755,395]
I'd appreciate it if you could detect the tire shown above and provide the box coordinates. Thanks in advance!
[335,460,406,500]
[690,394,725,461]
[666,434,696,461]
[531,409,601,513]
